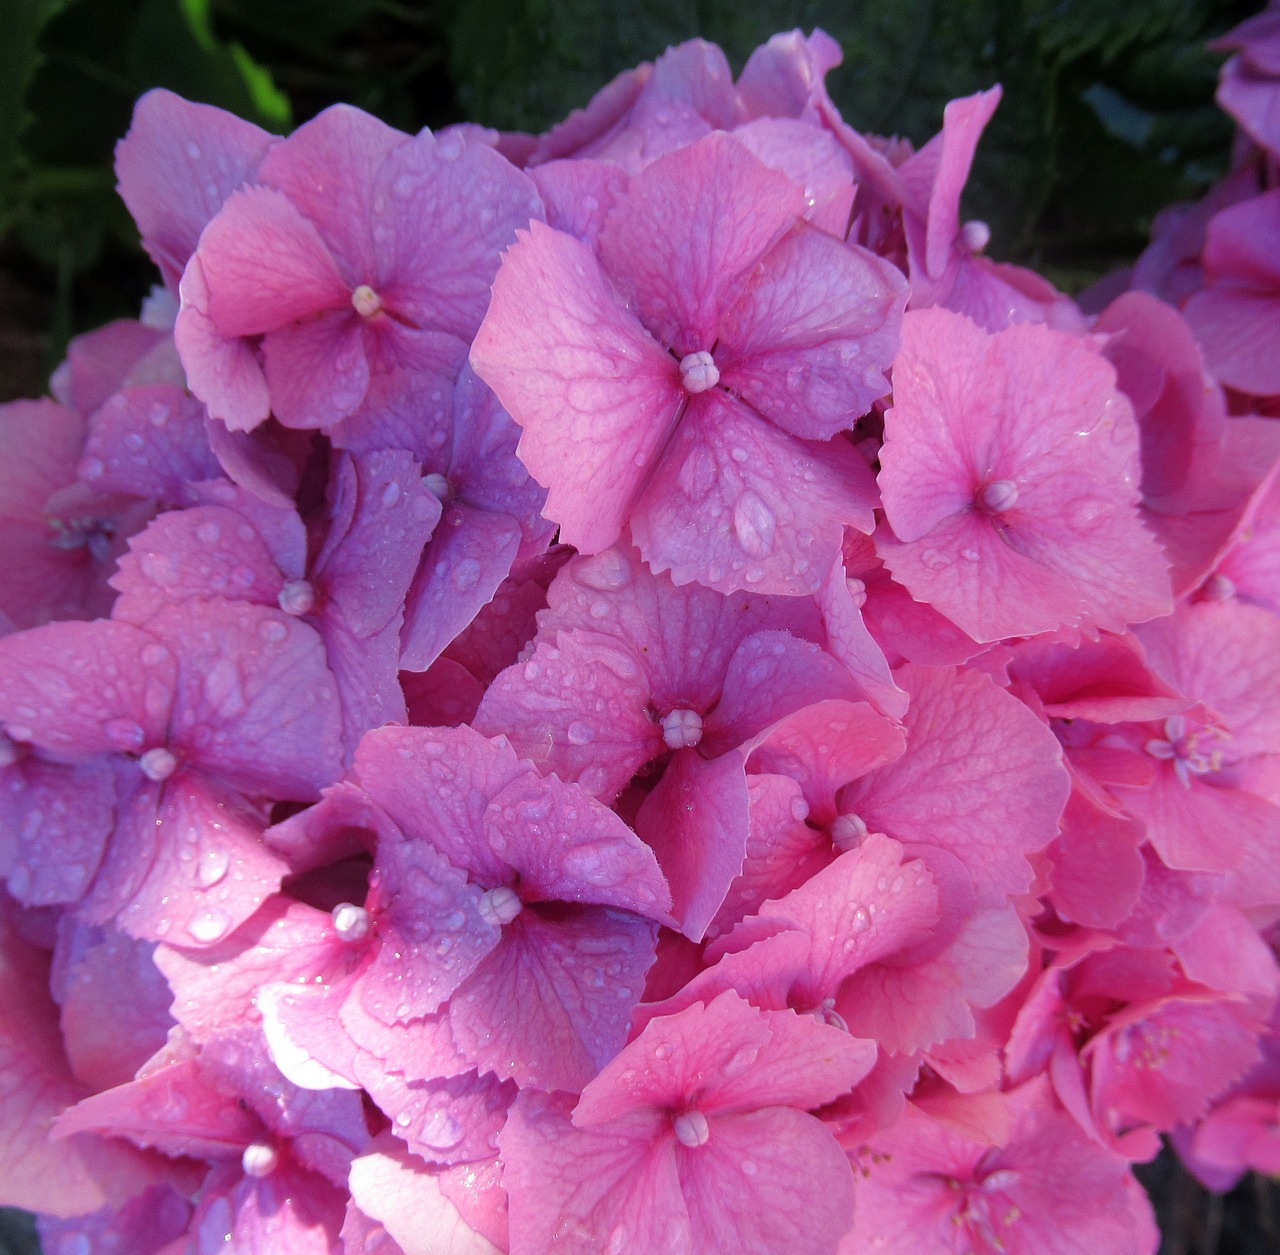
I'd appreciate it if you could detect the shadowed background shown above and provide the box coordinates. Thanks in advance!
[0,0,1275,1251]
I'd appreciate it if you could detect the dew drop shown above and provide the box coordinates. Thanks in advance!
[724,1043,760,1076]
[198,848,231,888]
[451,559,481,591]
[419,1109,464,1149]
[566,720,594,746]
[104,718,145,750]
[188,908,231,943]
[732,492,776,558]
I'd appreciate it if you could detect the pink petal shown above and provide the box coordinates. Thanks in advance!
[1184,283,1280,397]
[633,390,876,595]
[680,1108,855,1255]
[0,619,175,758]
[843,663,1069,906]
[52,320,174,414]
[348,1134,503,1255]
[704,629,870,753]
[744,699,906,828]
[635,748,749,940]
[260,309,370,428]
[374,130,544,341]
[313,450,442,640]
[750,834,940,1005]
[816,555,907,719]
[469,220,683,553]
[878,309,1171,640]
[597,133,802,354]
[110,505,285,624]
[400,504,521,672]
[0,757,114,907]
[717,223,906,438]
[709,774,831,934]
[730,118,857,235]
[198,186,349,336]
[115,90,277,289]
[0,901,178,1216]
[255,105,407,278]
[839,904,1030,1054]
[151,598,345,799]
[53,1057,259,1159]
[449,907,657,1091]
[576,990,867,1126]
[175,255,272,432]
[847,1079,1159,1255]
[156,897,345,1041]
[500,1092,685,1255]
[353,725,526,885]
[82,769,287,947]
[486,769,670,916]
[81,384,220,505]
[530,158,630,245]
[1047,791,1146,929]
[54,918,174,1091]
[473,629,659,803]
[359,1068,513,1167]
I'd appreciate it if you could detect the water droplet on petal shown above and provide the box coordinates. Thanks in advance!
[451,559,481,591]
[732,492,776,558]
[198,848,231,888]
[188,908,231,943]
[105,718,145,750]
[419,1109,464,1149]
[566,720,594,746]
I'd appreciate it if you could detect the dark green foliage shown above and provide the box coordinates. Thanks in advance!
[0,0,450,378]
[442,0,1257,268]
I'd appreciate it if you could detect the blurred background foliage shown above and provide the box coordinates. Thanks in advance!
[0,0,1263,401]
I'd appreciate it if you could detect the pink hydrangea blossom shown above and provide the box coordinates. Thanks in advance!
[877,308,1172,641]
[472,131,905,594]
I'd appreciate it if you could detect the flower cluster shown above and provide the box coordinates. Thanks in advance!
[1,15,1278,1255]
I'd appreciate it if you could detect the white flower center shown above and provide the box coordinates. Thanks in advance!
[979,479,1018,513]
[277,579,316,616]
[331,902,371,943]
[139,747,178,782]
[678,351,720,394]
[351,284,383,318]
[673,1110,710,1147]
[241,1141,278,1177]
[478,886,523,927]
[661,707,703,750]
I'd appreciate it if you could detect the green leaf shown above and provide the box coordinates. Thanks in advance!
[127,0,292,130]
[0,0,72,203]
